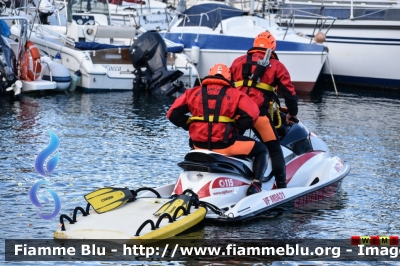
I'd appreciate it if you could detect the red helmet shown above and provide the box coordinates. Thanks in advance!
[208,63,231,81]
[253,31,276,51]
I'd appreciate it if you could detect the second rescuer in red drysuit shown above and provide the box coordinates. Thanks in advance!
[230,31,299,190]
[167,63,268,196]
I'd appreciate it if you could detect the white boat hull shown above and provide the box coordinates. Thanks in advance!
[285,24,400,88]
[184,48,326,93]
[273,0,400,88]
[321,29,400,86]
[163,5,328,93]
[10,24,197,92]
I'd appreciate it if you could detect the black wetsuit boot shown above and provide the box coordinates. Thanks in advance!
[246,150,268,196]
[265,140,287,188]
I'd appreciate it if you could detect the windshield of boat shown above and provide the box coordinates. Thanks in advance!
[66,0,111,25]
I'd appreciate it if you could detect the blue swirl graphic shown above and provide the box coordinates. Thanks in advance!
[35,131,59,176]
[41,194,50,203]
[29,180,61,220]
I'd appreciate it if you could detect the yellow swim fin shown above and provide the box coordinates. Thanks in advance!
[153,194,192,219]
[84,187,134,214]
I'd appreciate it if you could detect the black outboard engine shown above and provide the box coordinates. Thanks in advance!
[130,31,184,97]
[38,11,53,25]
[0,36,18,94]
[0,1,6,15]
[34,0,56,25]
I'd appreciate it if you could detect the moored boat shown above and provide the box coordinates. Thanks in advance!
[0,16,69,97]
[9,0,198,93]
[274,0,400,89]
[107,0,175,30]
[161,2,329,93]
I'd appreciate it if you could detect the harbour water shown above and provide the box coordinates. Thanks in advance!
[1,82,400,265]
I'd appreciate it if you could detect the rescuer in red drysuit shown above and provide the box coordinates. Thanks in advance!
[230,31,299,191]
[167,63,268,196]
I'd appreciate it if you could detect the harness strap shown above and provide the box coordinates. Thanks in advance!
[187,116,235,123]
[214,86,228,123]
[234,80,275,92]
[201,85,211,150]
[241,53,273,95]
[201,85,209,122]
[201,85,232,150]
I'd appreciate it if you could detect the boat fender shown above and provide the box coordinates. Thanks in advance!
[191,41,200,66]
[315,32,326,44]
[41,57,72,90]
[53,53,62,64]
[68,70,81,92]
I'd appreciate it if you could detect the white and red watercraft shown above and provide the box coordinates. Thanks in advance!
[141,119,350,223]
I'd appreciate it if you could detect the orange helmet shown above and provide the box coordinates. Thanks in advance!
[208,63,231,81]
[253,31,276,51]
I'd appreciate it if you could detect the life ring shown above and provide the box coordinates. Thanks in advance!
[21,41,42,81]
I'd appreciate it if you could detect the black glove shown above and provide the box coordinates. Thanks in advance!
[188,138,194,149]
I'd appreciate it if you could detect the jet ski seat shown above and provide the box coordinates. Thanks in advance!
[178,151,254,179]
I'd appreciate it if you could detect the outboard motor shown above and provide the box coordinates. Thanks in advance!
[0,35,19,95]
[130,31,184,97]
[32,0,56,25]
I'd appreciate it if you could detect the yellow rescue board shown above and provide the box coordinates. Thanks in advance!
[54,197,206,245]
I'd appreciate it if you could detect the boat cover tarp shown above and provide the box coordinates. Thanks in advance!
[0,20,10,37]
[179,4,246,29]
[75,42,129,50]
[74,42,183,53]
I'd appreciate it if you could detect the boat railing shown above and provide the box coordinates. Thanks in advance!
[230,0,280,17]
[172,61,194,88]
[1,16,29,58]
[120,14,140,28]
[113,0,164,14]
[117,6,172,30]
[33,24,75,46]
[10,0,66,27]
[275,10,336,42]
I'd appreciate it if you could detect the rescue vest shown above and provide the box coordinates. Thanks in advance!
[238,53,284,128]
[191,85,236,150]
[237,53,275,94]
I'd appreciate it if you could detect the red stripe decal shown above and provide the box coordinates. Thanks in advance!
[272,152,321,190]
[286,152,321,184]
[197,181,211,199]
[173,177,182,195]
